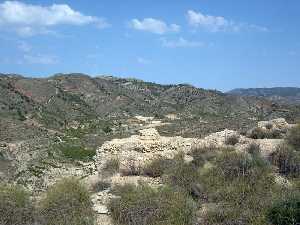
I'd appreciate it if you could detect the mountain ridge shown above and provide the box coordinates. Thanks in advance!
[228,87,300,105]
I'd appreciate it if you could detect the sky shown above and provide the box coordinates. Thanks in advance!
[0,0,299,91]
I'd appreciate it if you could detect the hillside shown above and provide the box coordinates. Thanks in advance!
[229,87,300,105]
[1,73,300,180]
[1,73,299,140]
[1,73,300,225]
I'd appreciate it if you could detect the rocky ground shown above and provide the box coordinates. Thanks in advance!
[0,114,297,224]
[91,117,294,224]
[1,74,299,224]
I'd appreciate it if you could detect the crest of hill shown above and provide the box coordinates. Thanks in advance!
[228,87,300,105]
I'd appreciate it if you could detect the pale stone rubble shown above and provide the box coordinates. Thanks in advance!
[93,118,294,224]
[96,128,197,178]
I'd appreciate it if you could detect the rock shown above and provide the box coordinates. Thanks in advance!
[258,118,291,132]
[93,204,109,214]
[255,139,284,157]
[110,174,162,188]
[96,128,197,177]
[94,119,294,225]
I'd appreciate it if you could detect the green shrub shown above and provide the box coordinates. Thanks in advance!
[190,146,219,168]
[0,183,34,225]
[270,143,300,178]
[286,124,300,150]
[199,151,277,224]
[164,154,201,198]
[109,184,196,225]
[246,142,261,156]
[59,145,96,161]
[143,157,175,178]
[249,127,282,139]
[38,177,95,225]
[102,126,112,134]
[225,134,240,146]
[214,151,268,180]
[103,157,120,176]
[267,196,300,225]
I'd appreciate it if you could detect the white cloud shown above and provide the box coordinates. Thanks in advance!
[137,57,151,64]
[187,10,268,32]
[161,37,205,48]
[23,54,58,65]
[129,18,180,34]
[0,1,109,36]
[187,10,236,32]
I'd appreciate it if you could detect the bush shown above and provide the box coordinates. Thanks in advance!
[225,134,240,146]
[270,143,300,178]
[190,146,219,168]
[215,151,268,180]
[109,184,196,225]
[267,196,300,225]
[248,127,282,139]
[38,177,95,225]
[59,144,96,161]
[0,183,34,225]
[143,157,175,178]
[164,154,201,198]
[198,150,277,224]
[246,142,261,156]
[286,124,300,150]
[103,157,120,176]
[120,158,142,176]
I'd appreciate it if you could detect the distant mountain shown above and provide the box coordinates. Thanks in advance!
[228,87,300,105]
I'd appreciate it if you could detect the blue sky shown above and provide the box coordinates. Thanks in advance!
[0,0,299,91]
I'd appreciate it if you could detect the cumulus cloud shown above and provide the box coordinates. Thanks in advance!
[0,1,109,36]
[161,37,205,48]
[129,18,180,34]
[187,10,268,32]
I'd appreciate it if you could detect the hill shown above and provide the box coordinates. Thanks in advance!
[228,87,300,105]
[1,73,299,140]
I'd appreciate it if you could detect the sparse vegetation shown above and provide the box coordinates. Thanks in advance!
[0,183,34,225]
[103,157,120,176]
[190,145,220,167]
[38,177,95,225]
[109,184,196,225]
[164,154,201,198]
[225,134,240,145]
[267,196,300,225]
[57,143,96,161]
[270,143,300,178]
[246,142,261,155]
[197,150,285,224]
[120,158,142,176]
[143,157,175,178]
[286,124,300,150]
[91,180,111,192]
[248,127,282,139]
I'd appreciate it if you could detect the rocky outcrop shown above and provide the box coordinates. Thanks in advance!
[96,128,197,177]
[258,118,293,132]
[93,118,294,225]
[96,123,291,178]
